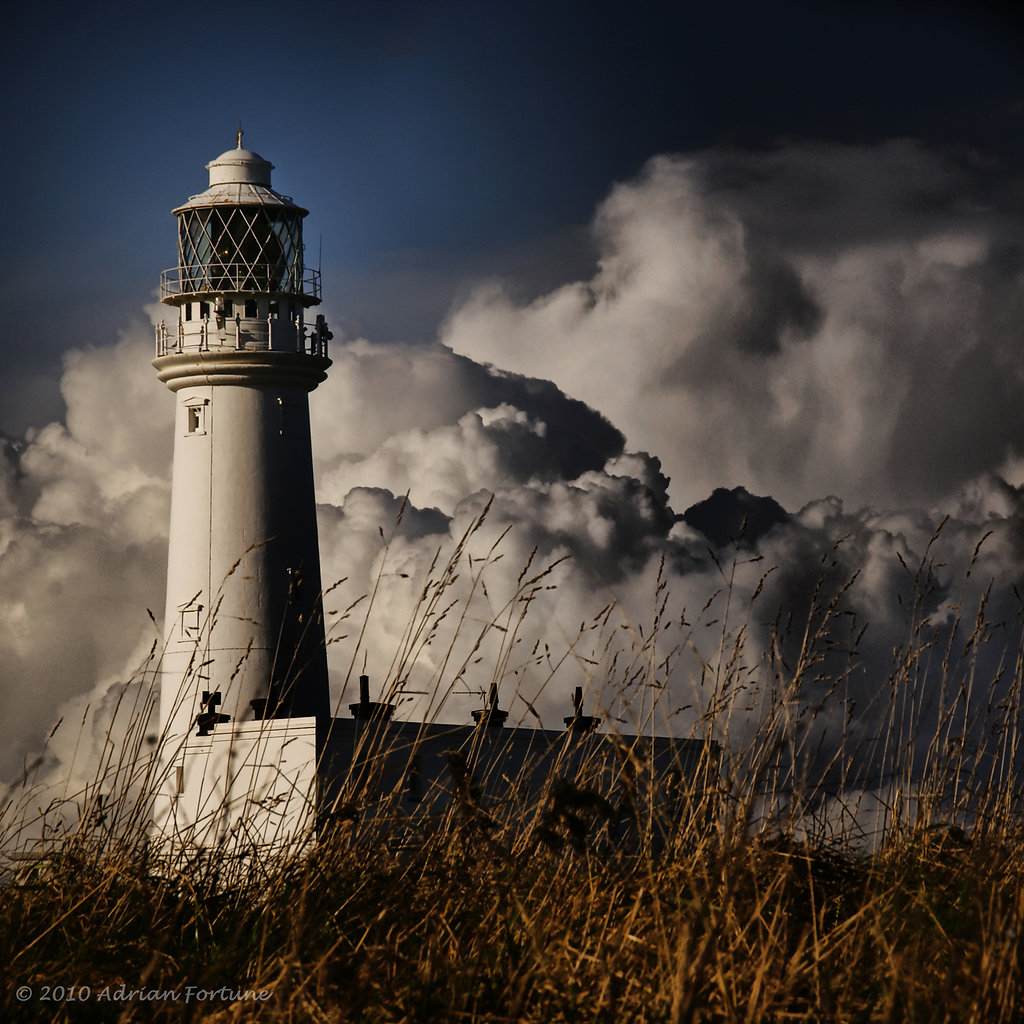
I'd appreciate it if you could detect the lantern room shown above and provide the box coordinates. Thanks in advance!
[156,130,325,356]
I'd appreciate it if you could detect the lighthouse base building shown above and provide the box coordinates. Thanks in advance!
[154,691,717,860]
[150,139,716,862]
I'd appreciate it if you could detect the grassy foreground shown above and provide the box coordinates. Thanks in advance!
[1,813,1022,1023]
[4,514,1024,1021]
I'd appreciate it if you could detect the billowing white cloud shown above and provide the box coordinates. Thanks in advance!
[4,141,1024,841]
[443,140,1024,511]
[0,332,169,788]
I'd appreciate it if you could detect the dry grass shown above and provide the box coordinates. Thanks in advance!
[2,513,1024,1022]
[2,816,1022,1022]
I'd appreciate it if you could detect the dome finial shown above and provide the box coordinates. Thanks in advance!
[236,120,244,149]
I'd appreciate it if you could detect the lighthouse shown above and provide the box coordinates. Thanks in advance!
[153,132,332,747]
[150,137,717,861]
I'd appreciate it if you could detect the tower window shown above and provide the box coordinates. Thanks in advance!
[223,299,233,316]
[185,398,208,435]
[199,301,210,319]
[269,300,280,320]
[179,603,203,640]
[245,299,258,318]
[184,304,193,322]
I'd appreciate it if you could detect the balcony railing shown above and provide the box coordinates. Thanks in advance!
[160,263,321,301]
[154,316,330,359]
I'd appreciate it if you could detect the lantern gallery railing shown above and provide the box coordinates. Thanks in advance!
[154,315,331,358]
[160,263,321,301]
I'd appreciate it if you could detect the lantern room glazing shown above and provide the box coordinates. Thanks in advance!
[157,139,326,357]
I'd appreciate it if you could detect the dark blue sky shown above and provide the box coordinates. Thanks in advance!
[1,0,1022,432]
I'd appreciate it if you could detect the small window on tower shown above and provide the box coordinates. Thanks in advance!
[199,301,210,319]
[245,299,258,318]
[179,603,203,640]
[184,304,193,322]
[223,299,233,316]
[185,398,208,436]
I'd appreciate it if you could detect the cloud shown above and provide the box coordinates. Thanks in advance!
[0,333,169,787]
[442,140,1024,511]
[4,141,1024,841]
[0,329,629,788]
[311,339,623,499]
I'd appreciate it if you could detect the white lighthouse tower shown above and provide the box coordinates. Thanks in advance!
[149,137,718,861]
[153,132,332,748]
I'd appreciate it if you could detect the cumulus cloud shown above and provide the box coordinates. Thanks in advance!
[442,139,1024,511]
[5,141,1024,842]
[0,331,169,787]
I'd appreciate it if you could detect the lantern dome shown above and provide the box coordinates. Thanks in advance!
[206,146,274,187]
